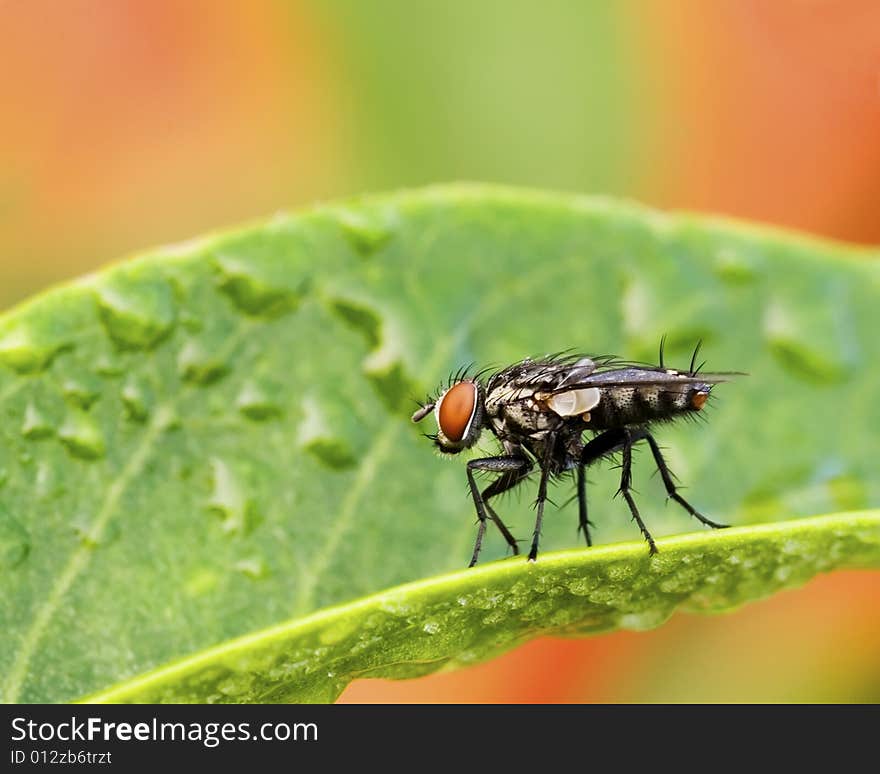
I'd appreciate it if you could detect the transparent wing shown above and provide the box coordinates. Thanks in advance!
[539,367,744,396]
[487,351,744,401]
[488,353,600,392]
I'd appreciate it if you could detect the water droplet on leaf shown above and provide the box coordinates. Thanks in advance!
[214,245,309,317]
[233,556,269,579]
[0,321,69,374]
[365,359,421,413]
[35,461,61,501]
[764,298,850,383]
[379,597,412,617]
[178,339,229,385]
[619,608,673,631]
[61,374,101,408]
[22,401,55,440]
[297,396,357,470]
[94,352,125,377]
[567,576,599,596]
[156,404,181,432]
[95,274,177,350]
[336,207,393,256]
[121,378,152,422]
[774,565,793,583]
[58,409,106,460]
[217,674,253,697]
[236,380,283,421]
[713,247,758,284]
[206,458,260,535]
[327,297,419,412]
[327,298,381,349]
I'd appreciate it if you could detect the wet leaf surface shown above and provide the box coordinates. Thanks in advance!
[1,185,878,702]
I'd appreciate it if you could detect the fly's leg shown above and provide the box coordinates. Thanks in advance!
[618,429,658,555]
[466,456,531,567]
[576,466,592,547]
[578,427,645,548]
[527,438,557,562]
[644,433,729,529]
[480,461,532,556]
[579,427,642,464]
[484,503,518,555]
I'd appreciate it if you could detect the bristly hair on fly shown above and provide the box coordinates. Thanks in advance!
[410,338,745,567]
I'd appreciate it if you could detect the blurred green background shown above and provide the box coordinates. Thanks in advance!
[2,0,878,702]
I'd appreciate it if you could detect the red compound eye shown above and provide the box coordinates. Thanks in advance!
[438,381,477,442]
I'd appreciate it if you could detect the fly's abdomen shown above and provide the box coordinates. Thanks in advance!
[587,383,706,429]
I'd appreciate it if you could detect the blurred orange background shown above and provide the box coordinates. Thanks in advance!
[2,0,878,702]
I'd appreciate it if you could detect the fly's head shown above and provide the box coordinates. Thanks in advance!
[411,377,487,455]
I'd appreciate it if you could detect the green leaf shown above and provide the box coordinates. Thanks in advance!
[81,512,880,703]
[1,185,878,704]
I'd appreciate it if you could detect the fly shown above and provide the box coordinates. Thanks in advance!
[411,339,742,566]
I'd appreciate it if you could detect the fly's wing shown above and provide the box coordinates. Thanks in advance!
[488,354,600,394]
[537,366,743,396]
[488,353,744,402]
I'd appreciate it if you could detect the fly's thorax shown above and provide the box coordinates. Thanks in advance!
[486,383,566,441]
[484,383,529,417]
